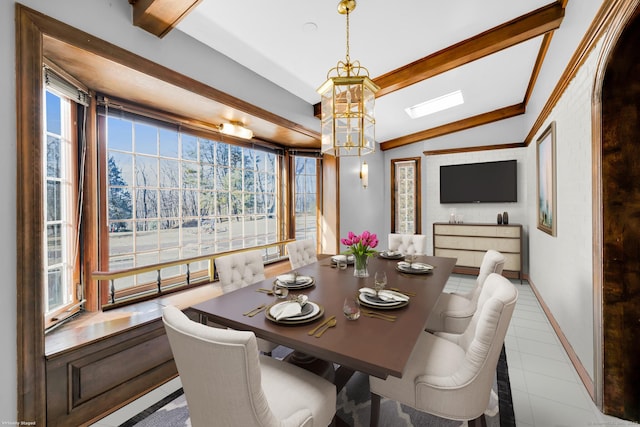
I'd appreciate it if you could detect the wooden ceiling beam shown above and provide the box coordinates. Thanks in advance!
[380,103,526,151]
[313,2,565,117]
[130,0,201,38]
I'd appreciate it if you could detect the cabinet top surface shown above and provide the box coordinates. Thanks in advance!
[433,222,521,226]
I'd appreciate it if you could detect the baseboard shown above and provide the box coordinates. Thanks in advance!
[525,275,595,400]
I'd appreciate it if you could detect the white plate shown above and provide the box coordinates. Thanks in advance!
[269,301,320,321]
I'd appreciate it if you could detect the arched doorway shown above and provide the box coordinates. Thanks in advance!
[597,2,640,421]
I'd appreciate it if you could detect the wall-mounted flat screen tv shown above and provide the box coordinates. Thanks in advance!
[440,160,517,203]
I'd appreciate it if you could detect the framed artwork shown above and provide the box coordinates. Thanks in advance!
[391,157,421,234]
[536,122,557,236]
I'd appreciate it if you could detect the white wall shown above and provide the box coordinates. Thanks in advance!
[526,37,604,381]
[338,151,386,252]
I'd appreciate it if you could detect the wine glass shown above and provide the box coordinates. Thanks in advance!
[373,271,387,297]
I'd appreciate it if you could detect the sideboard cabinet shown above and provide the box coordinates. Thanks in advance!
[433,223,522,280]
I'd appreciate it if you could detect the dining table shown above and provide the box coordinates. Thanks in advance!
[189,254,456,386]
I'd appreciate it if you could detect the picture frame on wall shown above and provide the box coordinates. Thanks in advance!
[536,121,557,236]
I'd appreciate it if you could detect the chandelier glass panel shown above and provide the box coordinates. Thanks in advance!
[317,0,379,157]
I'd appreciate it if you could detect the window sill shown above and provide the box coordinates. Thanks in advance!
[45,259,293,358]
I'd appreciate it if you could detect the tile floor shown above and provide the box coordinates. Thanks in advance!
[91,275,637,427]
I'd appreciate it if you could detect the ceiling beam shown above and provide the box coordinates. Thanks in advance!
[380,103,526,151]
[130,0,201,38]
[313,2,565,117]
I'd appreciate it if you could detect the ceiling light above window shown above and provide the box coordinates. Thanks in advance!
[218,122,253,140]
[405,90,464,119]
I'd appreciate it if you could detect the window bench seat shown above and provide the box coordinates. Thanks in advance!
[44,260,292,426]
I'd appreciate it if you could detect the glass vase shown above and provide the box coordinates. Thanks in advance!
[353,254,369,278]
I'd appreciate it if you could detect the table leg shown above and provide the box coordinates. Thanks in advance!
[283,351,336,383]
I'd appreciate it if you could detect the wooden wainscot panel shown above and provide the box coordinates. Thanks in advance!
[46,320,177,426]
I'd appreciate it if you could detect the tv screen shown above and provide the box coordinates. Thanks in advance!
[440,160,517,203]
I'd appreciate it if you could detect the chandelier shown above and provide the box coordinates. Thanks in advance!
[317,0,380,157]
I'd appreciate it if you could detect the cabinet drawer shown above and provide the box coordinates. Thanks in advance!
[433,224,520,238]
[434,249,521,271]
[434,235,520,253]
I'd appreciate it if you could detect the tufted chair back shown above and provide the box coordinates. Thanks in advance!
[388,233,428,255]
[215,250,266,294]
[286,239,318,269]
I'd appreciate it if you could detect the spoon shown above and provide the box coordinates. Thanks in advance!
[314,318,337,338]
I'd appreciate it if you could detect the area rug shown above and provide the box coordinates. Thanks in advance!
[120,346,514,427]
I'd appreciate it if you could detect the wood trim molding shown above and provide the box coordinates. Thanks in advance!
[15,4,47,424]
[381,103,525,151]
[372,2,565,98]
[423,142,526,157]
[527,277,595,399]
[524,0,633,145]
[130,0,202,38]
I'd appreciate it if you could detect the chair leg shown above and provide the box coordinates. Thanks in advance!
[468,414,487,427]
[370,392,381,427]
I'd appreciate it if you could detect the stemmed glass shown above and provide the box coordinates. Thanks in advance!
[373,271,387,297]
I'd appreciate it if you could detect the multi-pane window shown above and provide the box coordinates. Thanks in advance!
[44,90,77,320]
[104,111,279,290]
[293,156,318,241]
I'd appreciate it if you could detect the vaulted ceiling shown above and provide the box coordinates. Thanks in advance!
[48,0,593,152]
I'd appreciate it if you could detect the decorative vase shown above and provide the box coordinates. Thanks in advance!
[503,211,509,225]
[497,213,503,225]
[353,254,369,278]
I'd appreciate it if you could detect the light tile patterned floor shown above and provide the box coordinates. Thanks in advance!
[91,275,637,427]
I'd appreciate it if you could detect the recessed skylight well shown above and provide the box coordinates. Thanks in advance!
[405,90,464,119]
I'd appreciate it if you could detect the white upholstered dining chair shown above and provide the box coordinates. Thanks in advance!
[163,306,337,427]
[425,249,505,334]
[369,273,517,427]
[215,249,266,294]
[214,250,277,354]
[286,239,318,269]
[387,233,427,255]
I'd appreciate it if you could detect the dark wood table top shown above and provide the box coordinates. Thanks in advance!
[190,255,456,379]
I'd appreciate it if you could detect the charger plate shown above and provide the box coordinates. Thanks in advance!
[274,276,315,290]
[358,293,408,310]
[265,301,324,325]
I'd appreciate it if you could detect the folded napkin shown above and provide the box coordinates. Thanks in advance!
[410,262,433,270]
[359,287,409,302]
[276,274,310,285]
[270,301,303,321]
[385,250,401,256]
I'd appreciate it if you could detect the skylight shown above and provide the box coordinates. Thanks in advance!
[405,90,464,119]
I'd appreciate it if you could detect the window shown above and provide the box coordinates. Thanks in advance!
[293,156,318,241]
[101,108,281,299]
[391,158,421,234]
[43,89,80,327]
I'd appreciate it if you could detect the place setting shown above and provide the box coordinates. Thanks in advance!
[273,271,315,291]
[377,249,404,260]
[264,294,325,325]
[330,254,354,269]
[357,271,410,310]
[395,255,434,274]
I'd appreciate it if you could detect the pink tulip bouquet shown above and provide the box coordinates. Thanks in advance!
[341,230,379,257]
